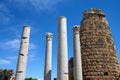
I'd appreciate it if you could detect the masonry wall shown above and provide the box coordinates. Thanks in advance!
[68,57,74,80]
[80,8,119,80]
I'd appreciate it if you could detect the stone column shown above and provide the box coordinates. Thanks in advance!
[15,26,30,80]
[73,25,83,80]
[57,16,69,80]
[44,32,53,80]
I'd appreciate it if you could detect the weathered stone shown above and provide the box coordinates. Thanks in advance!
[69,8,120,80]
[15,26,30,80]
[81,8,119,80]
[44,33,53,80]
[57,16,69,80]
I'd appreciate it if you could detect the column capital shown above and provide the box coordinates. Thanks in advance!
[46,32,53,40]
[73,25,80,34]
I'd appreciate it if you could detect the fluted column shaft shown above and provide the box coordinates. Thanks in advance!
[73,26,83,80]
[44,33,53,80]
[15,26,30,80]
[57,16,69,80]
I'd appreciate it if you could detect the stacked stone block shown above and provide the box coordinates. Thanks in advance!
[117,63,120,79]
[80,8,119,80]
[69,57,74,80]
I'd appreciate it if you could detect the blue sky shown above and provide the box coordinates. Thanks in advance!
[0,0,120,80]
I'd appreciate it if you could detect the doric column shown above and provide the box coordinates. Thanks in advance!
[44,32,53,80]
[73,25,83,80]
[15,26,30,80]
[57,16,69,80]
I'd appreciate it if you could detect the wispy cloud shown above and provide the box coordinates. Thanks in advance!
[7,52,37,62]
[29,43,36,50]
[0,39,36,50]
[0,59,11,65]
[0,0,65,24]
[8,56,18,60]
[4,39,20,49]
[0,3,13,24]
[30,0,63,10]
[8,0,64,11]
[0,3,9,13]
[38,78,43,80]
[28,54,36,61]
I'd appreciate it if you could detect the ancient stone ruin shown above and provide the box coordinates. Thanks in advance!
[15,8,120,80]
[69,8,120,80]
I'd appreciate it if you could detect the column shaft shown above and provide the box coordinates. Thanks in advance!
[57,16,69,80]
[44,33,53,80]
[15,26,30,80]
[73,26,83,80]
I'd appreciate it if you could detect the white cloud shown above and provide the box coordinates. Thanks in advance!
[7,52,37,62]
[0,39,36,50]
[0,59,11,65]
[4,39,20,49]
[30,0,63,10]
[0,4,9,13]
[9,0,28,4]
[28,54,36,61]
[0,0,64,24]
[38,78,43,80]
[0,3,11,24]
[29,43,36,50]
[8,0,64,11]
[8,56,18,60]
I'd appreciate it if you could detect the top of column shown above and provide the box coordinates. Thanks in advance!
[46,32,53,38]
[59,16,66,19]
[73,25,80,34]
[23,25,30,28]
[58,16,67,22]
[22,25,30,38]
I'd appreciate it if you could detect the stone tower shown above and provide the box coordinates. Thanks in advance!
[80,8,119,79]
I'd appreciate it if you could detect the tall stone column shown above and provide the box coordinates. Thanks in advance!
[57,16,69,80]
[44,33,53,80]
[73,25,83,80]
[15,26,30,80]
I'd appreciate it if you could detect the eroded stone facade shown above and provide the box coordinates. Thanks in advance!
[69,57,74,80]
[69,8,120,80]
[117,63,120,79]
